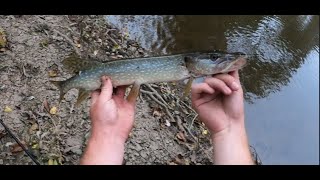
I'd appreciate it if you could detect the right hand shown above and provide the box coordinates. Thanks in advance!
[191,70,245,136]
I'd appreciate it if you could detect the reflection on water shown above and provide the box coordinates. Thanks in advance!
[105,15,319,164]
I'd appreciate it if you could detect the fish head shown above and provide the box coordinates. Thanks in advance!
[185,51,247,76]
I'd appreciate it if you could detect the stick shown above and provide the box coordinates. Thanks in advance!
[0,118,40,165]
[140,89,175,122]
[52,29,81,56]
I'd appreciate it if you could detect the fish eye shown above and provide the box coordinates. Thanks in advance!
[210,53,221,60]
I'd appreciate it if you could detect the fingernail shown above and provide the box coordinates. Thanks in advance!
[231,82,239,90]
[225,88,231,94]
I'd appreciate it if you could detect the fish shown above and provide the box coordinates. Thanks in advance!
[50,51,247,106]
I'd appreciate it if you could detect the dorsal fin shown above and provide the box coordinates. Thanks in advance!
[62,53,102,74]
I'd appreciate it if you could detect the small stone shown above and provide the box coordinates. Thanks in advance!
[140,151,147,158]
[135,143,142,151]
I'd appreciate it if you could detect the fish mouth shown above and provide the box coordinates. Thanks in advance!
[213,52,247,73]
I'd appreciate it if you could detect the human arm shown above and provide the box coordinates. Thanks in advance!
[80,76,136,165]
[191,70,254,165]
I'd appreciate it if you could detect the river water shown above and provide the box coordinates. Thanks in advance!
[105,15,319,165]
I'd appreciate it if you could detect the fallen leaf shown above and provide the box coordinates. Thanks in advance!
[53,159,58,165]
[32,143,39,149]
[76,44,81,48]
[168,162,178,165]
[0,131,7,139]
[93,50,98,56]
[48,159,54,165]
[48,70,58,77]
[49,106,57,115]
[31,123,38,131]
[10,141,26,154]
[39,39,49,47]
[29,123,39,134]
[152,110,162,117]
[0,47,6,52]
[0,28,7,48]
[4,106,12,113]
[176,132,187,142]
[165,120,171,127]
[43,99,50,113]
[202,129,208,135]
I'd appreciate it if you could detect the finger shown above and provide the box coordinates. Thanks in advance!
[90,90,100,105]
[99,76,113,100]
[229,70,240,83]
[191,83,215,100]
[115,85,128,99]
[213,73,239,91]
[204,77,232,95]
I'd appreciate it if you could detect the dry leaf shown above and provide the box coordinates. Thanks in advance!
[93,50,98,56]
[202,130,208,135]
[43,99,50,113]
[0,47,6,52]
[4,106,12,113]
[176,132,187,142]
[31,123,38,131]
[152,110,162,117]
[49,106,57,115]
[29,123,39,134]
[48,159,54,165]
[0,28,7,48]
[76,44,81,48]
[0,131,7,139]
[168,162,178,165]
[32,143,39,149]
[10,141,26,154]
[48,70,58,77]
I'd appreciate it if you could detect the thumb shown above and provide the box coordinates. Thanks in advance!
[99,76,113,100]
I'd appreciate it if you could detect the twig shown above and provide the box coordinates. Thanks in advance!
[0,118,40,165]
[182,124,198,143]
[188,114,198,130]
[21,64,31,78]
[140,89,175,122]
[169,94,196,114]
[36,16,81,56]
[52,29,81,56]
[145,84,168,106]
[176,116,185,133]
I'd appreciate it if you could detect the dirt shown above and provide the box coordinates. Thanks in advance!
[0,15,217,165]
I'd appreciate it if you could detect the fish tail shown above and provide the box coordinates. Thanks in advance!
[50,80,65,102]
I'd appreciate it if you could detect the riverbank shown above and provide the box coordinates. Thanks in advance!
[0,15,216,165]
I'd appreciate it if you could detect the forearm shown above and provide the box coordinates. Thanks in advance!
[80,129,126,165]
[212,122,254,165]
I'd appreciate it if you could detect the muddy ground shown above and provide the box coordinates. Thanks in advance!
[0,15,218,165]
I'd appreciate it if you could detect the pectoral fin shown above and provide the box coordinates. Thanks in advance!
[182,76,194,99]
[127,82,141,104]
[75,89,90,107]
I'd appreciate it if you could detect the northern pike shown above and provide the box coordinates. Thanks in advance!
[50,51,247,106]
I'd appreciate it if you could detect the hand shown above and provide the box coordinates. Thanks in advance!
[191,70,253,165]
[191,70,244,136]
[90,76,136,141]
[80,76,136,165]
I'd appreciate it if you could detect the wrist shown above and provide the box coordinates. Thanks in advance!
[80,128,126,165]
[211,122,254,165]
[91,126,127,145]
[210,116,245,138]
